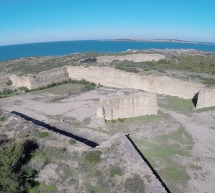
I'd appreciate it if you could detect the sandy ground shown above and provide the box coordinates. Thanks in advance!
[0,87,116,122]
[161,108,215,193]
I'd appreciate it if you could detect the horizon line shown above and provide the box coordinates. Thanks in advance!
[1,38,215,47]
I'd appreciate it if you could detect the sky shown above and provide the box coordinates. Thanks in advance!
[0,0,215,45]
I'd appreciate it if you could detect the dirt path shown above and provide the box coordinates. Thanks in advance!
[161,108,215,193]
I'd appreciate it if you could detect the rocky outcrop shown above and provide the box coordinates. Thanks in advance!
[96,53,165,63]
[67,66,205,99]
[196,87,215,109]
[96,89,158,120]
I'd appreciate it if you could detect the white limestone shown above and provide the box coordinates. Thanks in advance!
[96,53,165,63]
[196,87,215,109]
[96,89,158,120]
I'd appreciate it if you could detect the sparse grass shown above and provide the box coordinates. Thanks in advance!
[201,77,215,85]
[109,165,122,177]
[107,111,169,134]
[158,95,194,114]
[197,106,215,112]
[189,164,202,171]
[112,54,215,76]
[38,83,84,96]
[38,131,49,138]
[32,79,96,93]
[83,117,91,125]
[37,182,57,193]
[49,115,82,128]
[134,126,194,193]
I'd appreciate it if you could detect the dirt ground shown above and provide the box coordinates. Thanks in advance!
[0,85,215,193]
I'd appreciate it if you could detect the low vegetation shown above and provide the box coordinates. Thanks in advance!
[135,126,194,193]
[158,95,195,114]
[112,53,215,76]
[124,177,145,193]
[0,88,16,99]
[0,139,38,193]
[38,131,49,138]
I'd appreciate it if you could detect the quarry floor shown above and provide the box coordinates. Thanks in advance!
[0,84,215,193]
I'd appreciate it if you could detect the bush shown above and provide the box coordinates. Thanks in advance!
[124,178,145,193]
[0,141,38,193]
[69,139,76,145]
[85,151,101,164]
[0,116,5,121]
[19,87,29,92]
[6,79,12,86]
[38,131,49,138]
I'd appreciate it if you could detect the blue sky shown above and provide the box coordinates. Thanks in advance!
[0,0,215,45]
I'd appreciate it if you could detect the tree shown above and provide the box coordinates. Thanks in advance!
[0,140,38,193]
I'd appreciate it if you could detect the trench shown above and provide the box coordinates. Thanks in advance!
[11,111,99,148]
[11,111,171,192]
[126,134,172,193]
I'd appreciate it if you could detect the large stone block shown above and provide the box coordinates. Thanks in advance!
[96,89,158,120]
[196,87,215,109]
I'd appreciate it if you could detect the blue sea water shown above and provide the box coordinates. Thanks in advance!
[0,40,215,61]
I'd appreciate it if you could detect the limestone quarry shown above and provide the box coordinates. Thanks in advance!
[96,89,158,120]
[1,50,215,193]
[96,53,166,63]
[10,63,215,109]
[196,87,215,109]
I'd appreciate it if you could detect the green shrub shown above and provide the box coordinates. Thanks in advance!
[38,131,49,138]
[0,141,38,193]
[124,178,145,193]
[85,151,101,164]
[69,139,76,145]
[6,79,12,86]
[0,116,5,121]
[19,86,29,92]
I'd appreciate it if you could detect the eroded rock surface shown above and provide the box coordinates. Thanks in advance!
[96,89,158,120]
[10,66,69,90]
[68,66,205,99]
[196,87,215,109]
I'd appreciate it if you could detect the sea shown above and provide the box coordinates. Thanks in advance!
[0,40,215,61]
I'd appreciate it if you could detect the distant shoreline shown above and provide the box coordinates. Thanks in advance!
[1,40,215,61]
[107,38,215,46]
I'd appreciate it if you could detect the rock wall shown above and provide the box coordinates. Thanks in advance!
[10,75,32,90]
[96,89,158,120]
[28,67,69,89]
[10,67,69,90]
[67,66,205,99]
[196,87,215,109]
[0,76,10,86]
[96,53,166,63]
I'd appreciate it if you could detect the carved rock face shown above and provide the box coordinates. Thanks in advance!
[96,89,158,120]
